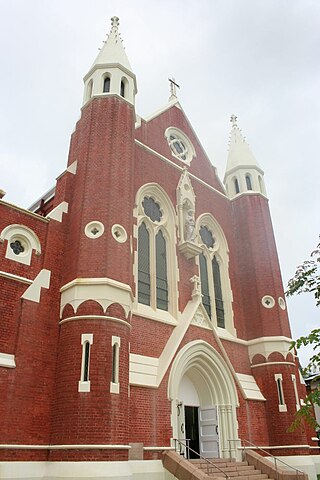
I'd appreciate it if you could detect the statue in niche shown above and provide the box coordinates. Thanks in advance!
[184,208,196,242]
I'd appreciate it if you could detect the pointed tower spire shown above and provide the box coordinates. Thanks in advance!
[224,115,266,199]
[83,17,137,106]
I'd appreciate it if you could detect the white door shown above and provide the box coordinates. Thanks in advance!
[199,406,219,458]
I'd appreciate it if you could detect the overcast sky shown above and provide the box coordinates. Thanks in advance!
[0,0,319,366]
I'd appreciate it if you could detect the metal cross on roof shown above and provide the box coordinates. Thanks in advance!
[169,77,180,97]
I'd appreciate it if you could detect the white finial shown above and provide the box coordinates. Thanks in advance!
[230,114,237,127]
[111,16,119,29]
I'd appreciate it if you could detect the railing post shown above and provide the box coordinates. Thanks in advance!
[275,457,278,480]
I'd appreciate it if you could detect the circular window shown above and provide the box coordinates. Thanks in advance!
[9,236,30,257]
[85,221,104,239]
[278,297,286,310]
[111,224,127,243]
[165,127,195,165]
[261,295,275,309]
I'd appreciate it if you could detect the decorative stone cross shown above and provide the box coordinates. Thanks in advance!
[230,114,238,127]
[169,77,180,97]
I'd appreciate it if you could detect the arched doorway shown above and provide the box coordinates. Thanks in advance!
[168,340,239,459]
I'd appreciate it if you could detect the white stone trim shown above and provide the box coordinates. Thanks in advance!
[129,353,159,387]
[235,373,266,401]
[110,336,120,394]
[195,212,236,335]
[291,374,300,411]
[67,160,77,175]
[0,444,131,449]
[0,270,32,285]
[0,352,16,368]
[247,336,293,363]
[164,126,196,165]
[0,199,49,222]
[21,269,51,303]
[251,361,296,368]
[111,224,127,243]
[261,295,275,309]
[78,334,93,393]
[134,183,179,318]
[135,140,227,199]
[59,315,131,329]
[84,221,104,239]
[60,277,133,318]
[1,224,41,266]
[46,201,68,222]
[275,373,287,412]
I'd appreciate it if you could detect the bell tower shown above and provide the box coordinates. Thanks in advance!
[50,18,135,461]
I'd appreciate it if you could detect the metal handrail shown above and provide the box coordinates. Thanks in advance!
[173,438,230,478]
[228,439,305,480]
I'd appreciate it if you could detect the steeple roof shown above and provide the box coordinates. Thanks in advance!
[225,115,260,173]
[91,16,133,72]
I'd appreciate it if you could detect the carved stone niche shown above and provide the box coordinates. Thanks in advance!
[176,168,202,259]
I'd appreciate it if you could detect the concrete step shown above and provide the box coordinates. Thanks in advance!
[208,475,268,480]
[211,469,262,477]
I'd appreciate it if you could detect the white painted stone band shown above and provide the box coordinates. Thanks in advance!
[0,444,131,450]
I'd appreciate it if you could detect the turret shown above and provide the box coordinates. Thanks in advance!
[224,115,266,198]
[83,16,137,106]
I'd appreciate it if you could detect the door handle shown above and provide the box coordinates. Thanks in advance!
[181,423,184,434]
[216,425,219,435]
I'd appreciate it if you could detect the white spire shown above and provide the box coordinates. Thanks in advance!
[226,115,260,173]
[91,16,133,72]
[83,17,137,106]
[224,115,266,198]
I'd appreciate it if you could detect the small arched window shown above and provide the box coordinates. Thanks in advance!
[103,76,111,93]
[83,342,90,382]
[120,80,125,98]
[234,178,240,194]
[245,174,253,190]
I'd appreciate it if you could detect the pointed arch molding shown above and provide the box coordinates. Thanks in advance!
[133,182,179,320]
[168,340,239,406]
[195,213,235,335]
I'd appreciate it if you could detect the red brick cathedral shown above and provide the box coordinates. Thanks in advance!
[0,17,317,480]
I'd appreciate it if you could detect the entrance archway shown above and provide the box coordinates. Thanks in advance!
[168,340,239,459]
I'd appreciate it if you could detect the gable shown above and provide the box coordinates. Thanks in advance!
[135,103,225,194]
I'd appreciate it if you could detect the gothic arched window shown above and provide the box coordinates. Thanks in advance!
[137,197,168,311]
[196,215,234,332]
[135,185,178,319]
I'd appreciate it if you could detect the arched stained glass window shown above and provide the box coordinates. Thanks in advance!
[245,175,253,190]
[103,76,110,93]
[199,253,211,319]
[138,223,150,305]
[156,230,168,311]
[212,256,225,328]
